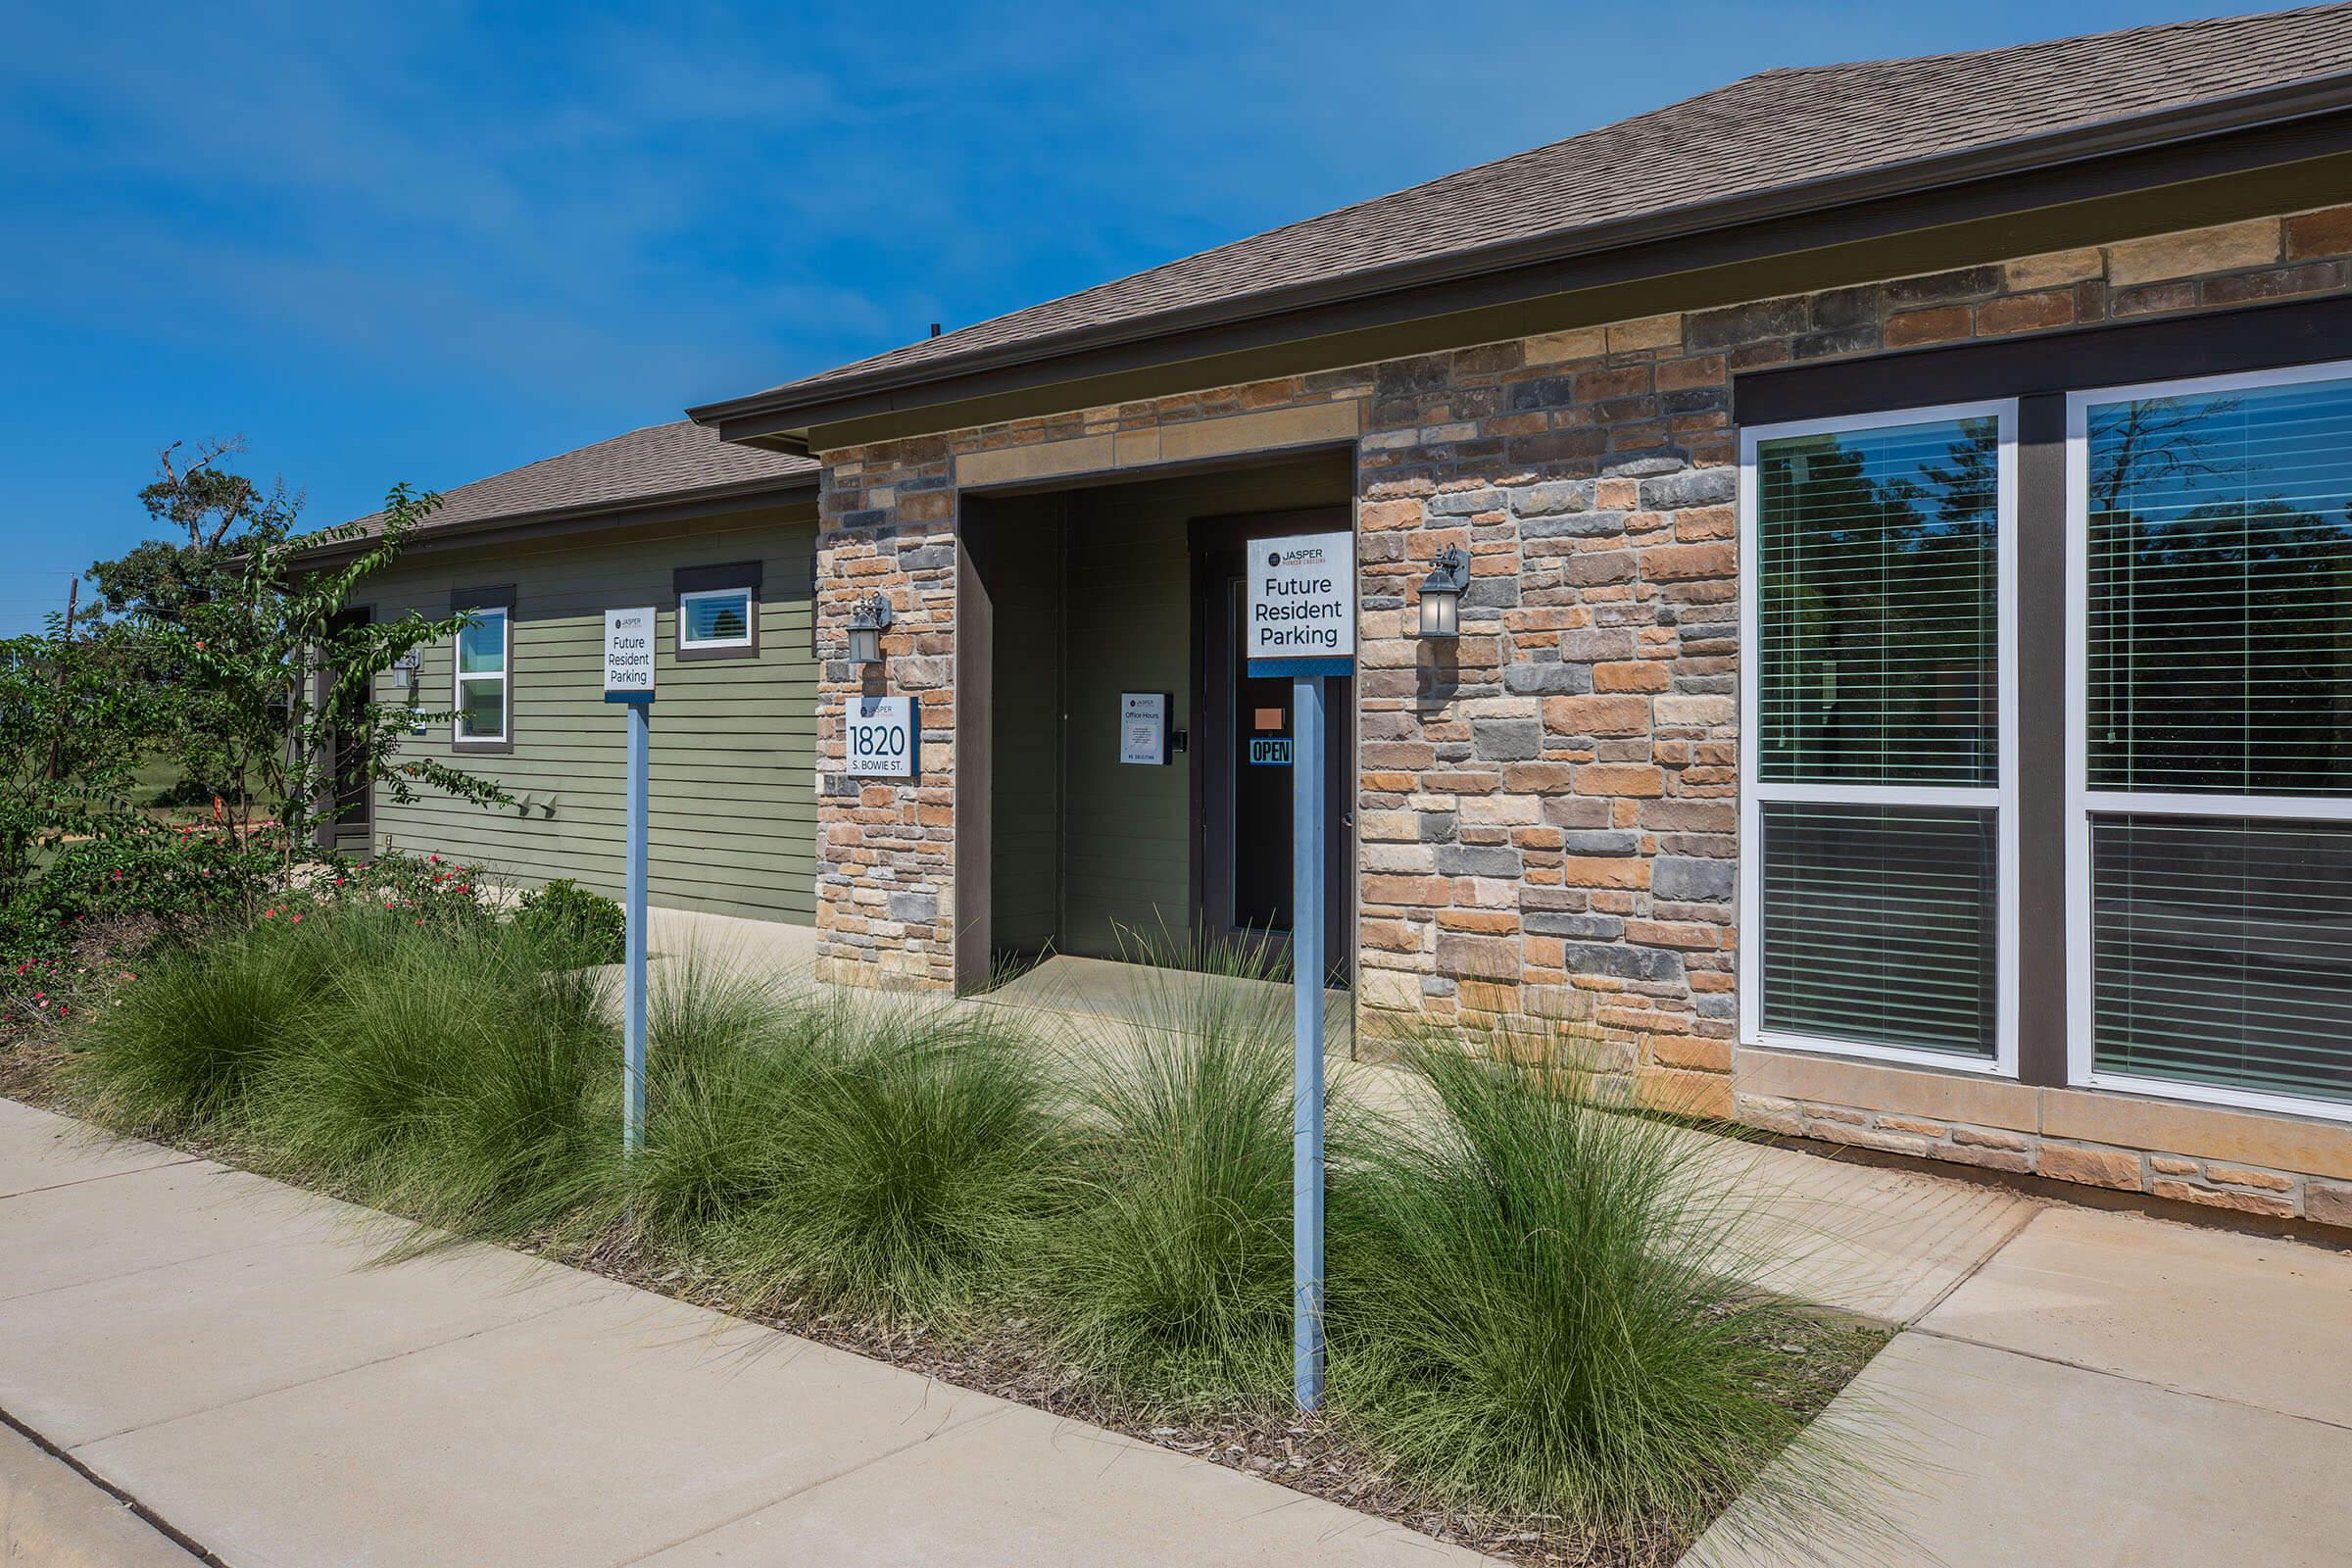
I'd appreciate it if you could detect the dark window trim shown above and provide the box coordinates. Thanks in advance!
[1740,297,2352,1095]
[672,561,762,662]
[1735,293,2352,426]
[449,585,515,755]
[2015,394,2069,1088]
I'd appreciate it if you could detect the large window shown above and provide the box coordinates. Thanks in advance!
[1740,404,2017,1071]
[2069,363,2352,1115]
[452,598,511,748]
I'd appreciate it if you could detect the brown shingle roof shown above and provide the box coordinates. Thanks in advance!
[718,5,2352,416]
[347,419,815,537]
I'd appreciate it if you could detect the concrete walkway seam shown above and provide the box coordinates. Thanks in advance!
[0,1406,226,1568]
[609,1400,1010,1567]
[1894,1195,2043,1325]
[1903,1323,2352,1437]
[57,1289,593,1451]
[0,1155,203,1204]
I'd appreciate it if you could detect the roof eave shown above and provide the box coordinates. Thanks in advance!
[295,470,821,567]
[689,68,2352,443]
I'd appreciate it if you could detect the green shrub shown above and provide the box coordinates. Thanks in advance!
[625,978,1063,1322]
[2,828,276,1003]
[68,910,342,1135]
[515,878,625,966]
[621,956,821,1241]
[1332,1020,1872,1550]
[239,910,617,1242]
[1025,957,1311,1412]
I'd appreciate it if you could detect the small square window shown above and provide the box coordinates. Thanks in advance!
[679,586,755,652]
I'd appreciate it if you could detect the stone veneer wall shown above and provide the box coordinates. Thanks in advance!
[810,206,2352,1198]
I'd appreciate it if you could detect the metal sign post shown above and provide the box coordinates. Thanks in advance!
[1245,530,1354,1412]
[1289,667,1326,1410]
[603,608,658,1155]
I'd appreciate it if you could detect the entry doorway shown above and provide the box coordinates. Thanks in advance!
[963,462,1357,995]
[1193,510,1353,988]
[318,606,374,856]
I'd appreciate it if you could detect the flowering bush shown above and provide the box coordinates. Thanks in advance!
[317,848,497,935]
[0,826,273,1033]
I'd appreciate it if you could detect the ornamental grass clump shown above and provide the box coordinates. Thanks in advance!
[1334,1017,1878,1558]
[621,965,1065,1324]
[69,908,346,1137]
[1024,943,1330,1413]
[240,910,618,1245]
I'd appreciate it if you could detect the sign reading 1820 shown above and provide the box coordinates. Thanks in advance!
[846,696,917,778]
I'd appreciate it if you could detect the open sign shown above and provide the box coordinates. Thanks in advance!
[846,696,916,778]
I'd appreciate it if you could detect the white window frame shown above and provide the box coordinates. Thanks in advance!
[1739,399,2021,1077]
[677,585,755,652]
[452,605,510,745]
[2064,356,2352,1123]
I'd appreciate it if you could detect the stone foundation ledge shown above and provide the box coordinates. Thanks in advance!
[1734,1046,2352,1231]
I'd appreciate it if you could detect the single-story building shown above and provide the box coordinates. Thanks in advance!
[307,420,821,920]
[349,6,2352,1228]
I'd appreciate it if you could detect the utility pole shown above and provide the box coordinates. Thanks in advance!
[48,578,77,785]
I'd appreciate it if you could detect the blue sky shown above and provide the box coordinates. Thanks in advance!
[0,0,2236,632]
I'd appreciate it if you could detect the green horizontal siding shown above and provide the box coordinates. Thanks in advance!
[356,506,819,925]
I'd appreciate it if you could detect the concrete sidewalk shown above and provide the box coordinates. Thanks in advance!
[1695,1202,2352,1567]
[0,1097,1479,1568]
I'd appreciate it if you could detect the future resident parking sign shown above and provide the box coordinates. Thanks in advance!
[602,607,657,700]
[1246,530,1355,677]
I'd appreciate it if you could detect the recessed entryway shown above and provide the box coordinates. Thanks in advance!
[957,454,1355,991]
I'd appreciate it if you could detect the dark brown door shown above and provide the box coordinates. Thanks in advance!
[1193,511,1353,987]
[320,608,373,852]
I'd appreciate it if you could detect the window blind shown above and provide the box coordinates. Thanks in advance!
[2086,375,2352,796]
[1761,803,1998,1058]
[683,590,752,645]
[1757,417,1999,787]
[2090,814,2352,1104]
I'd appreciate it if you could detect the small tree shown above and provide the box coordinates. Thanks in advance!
[86,437,304,625]
[143,484,511,874]
[0,616,160,899]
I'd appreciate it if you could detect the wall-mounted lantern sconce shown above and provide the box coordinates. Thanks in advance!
[846,593,893,667]
[1417,546,1469,639]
